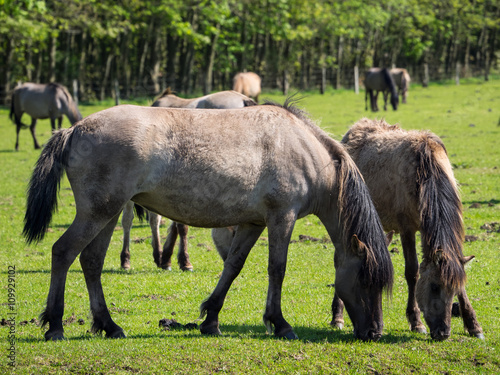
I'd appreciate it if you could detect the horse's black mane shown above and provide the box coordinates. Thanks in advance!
[264,95,394,292]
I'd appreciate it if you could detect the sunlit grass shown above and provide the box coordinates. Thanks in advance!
[1,79,499,373]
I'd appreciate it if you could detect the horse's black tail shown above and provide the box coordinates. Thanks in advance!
[417,134,466,288]
[134,204,146,222]
[9,93,15,122]
[23,128,74,244]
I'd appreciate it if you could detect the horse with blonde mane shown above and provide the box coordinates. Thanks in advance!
[331,118,483,341]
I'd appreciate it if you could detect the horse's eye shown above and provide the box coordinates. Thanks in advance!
[430,283,440,293]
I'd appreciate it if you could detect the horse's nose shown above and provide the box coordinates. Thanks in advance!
[354,328,382,342]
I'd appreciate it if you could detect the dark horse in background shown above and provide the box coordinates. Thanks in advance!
[364,68,399,112]
[120,89,257,271]
[23,101,393,342]
[331,118,483,341]
[10,82,82,150]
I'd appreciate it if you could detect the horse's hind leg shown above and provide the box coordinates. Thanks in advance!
[330,292,345,329]
[120,201,134,270]
[200,223,265,336]
[400,230,427,334]
[42,216,107,341]
[457,289,484,339]
[176,223,193,271]
[160,221,177,270]
[148,212,162,267]
[80,213,125,338]
[30,118,41,149]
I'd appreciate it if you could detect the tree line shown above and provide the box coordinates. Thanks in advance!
[1,0,499,103]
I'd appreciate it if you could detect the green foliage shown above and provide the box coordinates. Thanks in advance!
[0,80,499,373]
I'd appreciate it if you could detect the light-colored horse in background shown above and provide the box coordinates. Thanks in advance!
[331,118,483,341]
[364,68,399,112]
[390,68,411,104]
[10,82,82,150]
[120,89,256,271]
[233,72,261,103]
[24,101,394,342]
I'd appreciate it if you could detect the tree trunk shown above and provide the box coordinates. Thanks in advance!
[49,35,57,82]
[78,31,87,100]
[336,36,344,90]
[166,32,179,91]
[203,25,220,95]
[3,37,13,105]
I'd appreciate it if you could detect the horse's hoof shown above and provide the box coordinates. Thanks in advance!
[45,331,65,341]
[182,267,194,272]
[330,320,344,330]
[412,325,427,334]
[276,330,299,340]
[121,263,131,270]
[472,332,485,340]
[106,330,126,339]
[200,326,222,336]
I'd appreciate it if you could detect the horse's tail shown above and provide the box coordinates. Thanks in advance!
[23,128,75,244]
[417,134,466,288]
[9,90,27,128]
[134,204,146,222]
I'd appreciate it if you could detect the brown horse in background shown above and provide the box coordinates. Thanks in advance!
[120,90,256,271]
[10,82,82,150]
[331,118,483,341]
[24,101,393,341]
[364,68,399,112]
[390,68,411,104]
[233,72,261,103]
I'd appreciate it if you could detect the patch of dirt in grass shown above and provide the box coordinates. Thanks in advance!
[480,222,500,233]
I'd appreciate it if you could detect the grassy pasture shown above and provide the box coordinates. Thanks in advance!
[1,80,499,374]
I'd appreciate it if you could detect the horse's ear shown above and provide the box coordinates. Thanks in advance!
[351,234,367,257]
[433,248,444,266]
[461,255,475,266]
[385,230,395,246]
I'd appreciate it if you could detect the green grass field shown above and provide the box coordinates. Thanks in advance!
[1,80,499,374]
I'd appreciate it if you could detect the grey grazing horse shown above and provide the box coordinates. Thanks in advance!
[331,118,483,341]
[120,89,256,271]
[233,72,261,103]
[10,82,82,150]
[23,101,393,342]
[364,68,399,112]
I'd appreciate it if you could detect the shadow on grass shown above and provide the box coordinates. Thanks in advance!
[15,323,430,345]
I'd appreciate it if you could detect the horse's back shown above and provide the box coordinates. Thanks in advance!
[66,104,334,227]
[197,91,252,109]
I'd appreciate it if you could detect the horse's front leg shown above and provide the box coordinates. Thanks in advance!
[330,292,345,329]
[120,201,135,270]
[401,230,427,333]
[176,223,193,271]
[42,217,101,340]
[263,211,298,339]
[57,116,63,129]
[29,118,40,149]
[199,223,264,336]
[457,289,484,339]
[80,214,125,338]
